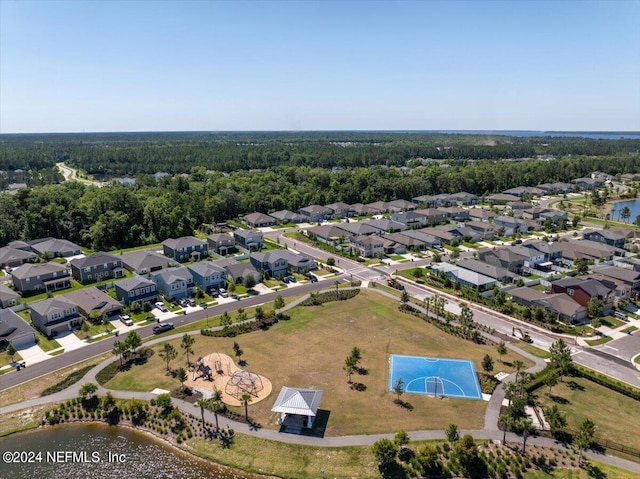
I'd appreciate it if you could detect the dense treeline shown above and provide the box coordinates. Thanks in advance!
[1,154,640,251]
[1,132,639,175]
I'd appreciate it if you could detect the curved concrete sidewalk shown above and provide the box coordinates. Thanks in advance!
[2,288,639,474]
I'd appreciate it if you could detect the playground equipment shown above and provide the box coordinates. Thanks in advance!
[192,357,213,381]
[224,369,264,400]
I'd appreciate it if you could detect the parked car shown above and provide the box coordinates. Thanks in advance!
[186,298,196,307]
[286,275,297,283]
[198,302,208,309]
[119,314,134,326]
[232,294,241,301]
[152,322,174,334]
[282,276,290,283]
[220,291,229,298]
[155,301,168,312]
[309,274,318,283]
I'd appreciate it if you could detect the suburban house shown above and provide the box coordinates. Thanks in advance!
[465,221,496,240]
[430,262,497,291]
[390,211,426,228]
[523,241,564,263]
[29,238,82,258]
[162,236,209,262]
[63,287,123,321]
[220,260,261,285]
[362,219,407,233]
[0,283,20,309]
[114,276,159,306]
[508,287,587,324]
[492,216,529,237]
[233,229,264,251]
[306,225,352,245]
[325,202,354,218]
[536,182,573,194]
[0,246,37,268]
[270,210,306,224]
[365,201,390,213]
[281,251,317,273]
[449,192,479,206]
[384,232,428,251]
[592,266,640,291]
[299,205,334,223]
[420,227,458,245]
[486,193,521,205]
[503,186,546,198]
[412,194,450,207]
[29,297,81,336]
[468,208,497,222]
[11,262,71,294]
[589,273,634,301]
[445,224,482,242]
[388,199,416,211]
[440,207,469,221]
[121,250,176,274]
[478,248,527,274]
[151,267,195,301]
[350,235,385,258]
[207,233,236,256]
[0,309,36,349]
[572,177,602,190]
[399,230,442,249]
[507,201,533,212]
[379,236,407,255]
[70,251,124,284]
[250,251,290,279]
[414,208,448,225]
[456,258,516,283]
[334,222,380,237]
[243,212,276,228]
[583,230,626,249]
[551,277,615,312]
[350,203,381,216]
[522,207,554,220]
[186,262,227,292]
[538,210,568,226]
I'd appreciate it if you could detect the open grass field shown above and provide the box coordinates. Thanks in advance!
[535,376,640,451]
[0,403,55,437]
[106,289,531,435]
[523,462,639,479]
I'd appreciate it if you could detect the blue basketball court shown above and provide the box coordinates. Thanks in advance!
[388,354,483,400]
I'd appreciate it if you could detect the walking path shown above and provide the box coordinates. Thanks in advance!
[2,288,639,474]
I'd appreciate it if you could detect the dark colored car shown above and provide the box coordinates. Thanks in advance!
[152,322,174,334]
[198,302,208,309]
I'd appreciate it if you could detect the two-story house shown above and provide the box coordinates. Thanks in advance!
[250,251,290,278]
[70,252,124,284]
[0,309,36,349]
[11,262,71,294]
[0,283,20,309]
[151,267,195,300]
[350,235,385,258]
[551,277,615,313]
[583,230,626,249]
[207,233,236,256]
[63,287,123,321]
[114,277,159,306]
[187,262,227,293]
[233,229,264,251]
[29,297,81,336]
[299,205,334,223]
[162,236,208,262]
[325,202,354,219]
[465,221,496,240]
[492,216,529,237]
[391,211,428,228]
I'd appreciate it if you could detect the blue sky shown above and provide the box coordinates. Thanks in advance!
[1,0,639,133]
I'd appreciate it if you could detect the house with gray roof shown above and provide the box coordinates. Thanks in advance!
[388,199,416,211]
[399,230,442,249]
[468,208,497,223]
[63,287,123,321]
[121,250,175,274]
[486,193,521,205]
[420,227,458,244]
[162,236,208,262]
[583,229,626,248]
[29,297,81,336]
[325,202,354,218]
[207,233,236,256]
[350,203,381,216]
[456,258,516,283]
[551,277,615,312]
[299,205,334,223]
[361,218,407,233]
[306,225,352,245]
[464,221,496,240]
[29,238,82,258]
[233,229,264,251]
[270,210,306,224]
[572,177,602,190]
[11,262,71,294]
[365,201,390,213]
[250,251,290,279]
[243,212,276,228]
[335,222,380,237]
[493,216,529,237]
[187,261,227,292]
[350,235,385,258]
[0,246,37,268]
[503,186,546,198]
[0,309,36,349]
[391,210,428,228]
[114,276,159,306]
[282,251,317,273]
[429,262,497,291]
[0,283,20,309]
[384,232,429,251]
[440,206,469,221]
[222,261,261,285]
[151,267,195,300]
[70,251,124,284]
[592,266,640,290]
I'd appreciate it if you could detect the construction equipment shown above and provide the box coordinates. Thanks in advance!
[513,327,533,343]
[387,277,405,291]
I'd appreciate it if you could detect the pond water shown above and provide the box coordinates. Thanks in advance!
[609,199,640,222]
[0,423,268,479]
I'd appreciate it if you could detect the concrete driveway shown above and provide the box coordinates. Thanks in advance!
[16,342,50,365]
[55,331,86,352]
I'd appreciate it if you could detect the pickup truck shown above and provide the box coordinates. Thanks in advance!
[152,322,174,334]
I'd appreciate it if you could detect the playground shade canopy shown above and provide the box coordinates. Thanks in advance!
[271,387,323,427]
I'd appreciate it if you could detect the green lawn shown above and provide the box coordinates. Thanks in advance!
[517,343,551,359]
[524,462,640,479]
[16,311,61,351]
[600,315,626,329]
[535,375,640,451]
[0,350,23,368]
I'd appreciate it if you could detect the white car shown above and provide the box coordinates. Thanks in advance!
[119,314,133,326]
[155,301,168,312]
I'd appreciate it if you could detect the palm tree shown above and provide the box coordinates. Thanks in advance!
[499,413,513,443]
[519,418,536,453]
[496,341,507,364]
[504,381,517,407]
[210,391,224,433]
[195,398,209,431]
[512,360,524,382]
[241,393,252,422]
[621,206,631,223]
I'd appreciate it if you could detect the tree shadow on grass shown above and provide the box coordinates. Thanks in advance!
[351,382,367,392]
[378,461,407,479]
[355,366,369,375]
[393,399,414,411]
[567,380,585,391]
[550,395,570,405]
[584,463,608,479]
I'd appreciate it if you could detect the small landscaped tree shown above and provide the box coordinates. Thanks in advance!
[454,434,480,475]
[233,341,244,364]
[393,377,404,403]
[124,330,141,357]
[155,393,173,414]
[244,274,256,289]
[254,305,264,320]
[545,369,559,397]
[176,367,188,392]
[573,418,596,465]
[210,390,225,432]
[344,354,357,384]
[549,338,572,381]
[496,340,507,363]
[587,297,604,323]
[160,343,178,371]
[372,438,398,467]
[219,312,232,330]
[241,393,252,422]
[274,295,285,318]
[79,382,98,401]
[499,413,514,443]
[236,308,247,323]
[400,290,410,305]
[130,301,142,314]
[394,429,410,446]
[6,343,16,362]
[544,404,567,437]
[482,354,494,374]
[112,340,127,367]
[180,333,195,366]
[518,418,536,453]
[446,423,459,443]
